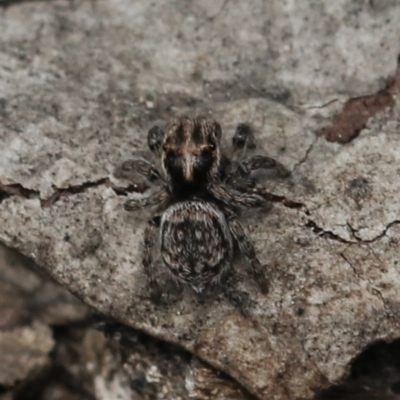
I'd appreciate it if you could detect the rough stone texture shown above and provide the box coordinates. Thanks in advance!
[0,245,89,328]
[1,1,400,399]
[0,244,88,388]
[0,244,251,399]
[0,322,53,387]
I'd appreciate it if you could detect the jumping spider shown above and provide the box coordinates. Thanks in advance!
[122,116,289,299]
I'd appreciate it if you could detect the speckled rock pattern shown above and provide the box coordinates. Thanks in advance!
[1,1,400,399]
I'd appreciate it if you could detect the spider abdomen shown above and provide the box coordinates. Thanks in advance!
[160,201,233,292]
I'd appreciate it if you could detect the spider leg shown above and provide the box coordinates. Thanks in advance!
[120,158,165,185]
[143,216,162,301]
[208,182,268,209]
[232,123,290,179]
[227,216,269,294]
[231,123,255,157]
[124,187,169,212]
[220,272,255,316]
[147,125,164,156]
[240,154,290,178]
[223,154,289,193]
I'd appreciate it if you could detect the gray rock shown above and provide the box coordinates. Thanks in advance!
[1,1,400,398]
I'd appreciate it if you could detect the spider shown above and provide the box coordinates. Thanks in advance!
[121,116,289,299]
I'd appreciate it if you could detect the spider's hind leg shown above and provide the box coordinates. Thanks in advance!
[118,158,165,186]
[143,215,184,305]
[124,187,169,212]
[220,270,256,317]
[142,216,163,302]
[226,216,269,294]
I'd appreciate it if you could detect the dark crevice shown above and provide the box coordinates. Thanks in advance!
[305,219,400,245]
[13,364,96,400]
[340,248,361,279]
[41,178,110,207]
[0,189,10,204]
[0,183,40,203]
[353,220,400,244]
[41,179,149,207]
[0,384,9,395]
[305,220,355,244]
[1,178,300,210]
[0,179,149,208]
[314,337,400,399]
[292,137,318,173]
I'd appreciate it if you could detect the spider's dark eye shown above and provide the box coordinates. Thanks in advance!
[164,150,182,178]
[208,143,216,150]
[197,146,215,173]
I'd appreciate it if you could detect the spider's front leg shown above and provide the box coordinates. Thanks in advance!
[229,122,290,187]
[124,187,169,212]
[239,154,290,178]
[226,216,269,294]
[220,272,257,316]
[116,124,165,184]
[208,182,269,210]
[119,159,165,186]
[147,125,164,156]
[231,122,256,158]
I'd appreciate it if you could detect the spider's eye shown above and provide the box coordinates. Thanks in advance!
[208,143,216,151]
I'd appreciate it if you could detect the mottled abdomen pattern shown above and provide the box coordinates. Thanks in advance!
[160,201,233,292]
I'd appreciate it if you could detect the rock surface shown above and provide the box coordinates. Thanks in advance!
[1,1,400,399]
[0,243,251,399]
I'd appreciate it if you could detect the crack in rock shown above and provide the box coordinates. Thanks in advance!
[350,220,400,244]
[1,178,303,212]
[0,183,40,203]
[340,247,362,280]
[291,136,318,173]
[369,286,390,318]
[0,179,149,208]
[305,219,400,245]
[304,220,357,244]
[341,245,390,318]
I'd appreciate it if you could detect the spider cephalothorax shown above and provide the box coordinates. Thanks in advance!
[122,116,289,297]
[162,117,222,187]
